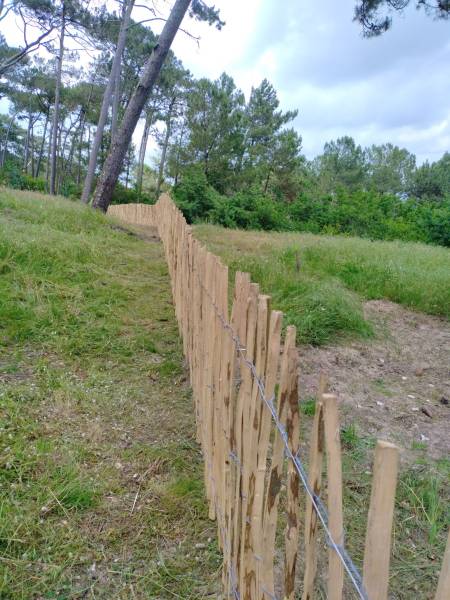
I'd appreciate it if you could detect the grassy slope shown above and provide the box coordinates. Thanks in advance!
[0,189,220,599]
[194,224,450,345]
[1,193,448,598]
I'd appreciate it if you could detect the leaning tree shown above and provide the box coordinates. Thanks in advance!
[91,0,223,212]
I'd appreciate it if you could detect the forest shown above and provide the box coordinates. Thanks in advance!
[0,0,449,246]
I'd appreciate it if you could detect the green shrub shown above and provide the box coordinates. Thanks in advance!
[110,183,154,205]
[0,163,47,193]
[211,188,290,231]
[172,165,218,223]
[288,189,450,247]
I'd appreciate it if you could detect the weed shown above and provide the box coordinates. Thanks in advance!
[300,397,316,416]
[412,441,428,451]
[341,424,360,449]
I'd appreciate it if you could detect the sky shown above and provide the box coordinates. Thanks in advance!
[1,0,449,165]
[168,0,450,164]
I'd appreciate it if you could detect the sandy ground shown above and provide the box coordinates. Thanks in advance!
[299,299,450,462]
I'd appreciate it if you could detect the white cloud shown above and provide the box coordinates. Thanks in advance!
[1,0,448,165]
[170,0,450,163]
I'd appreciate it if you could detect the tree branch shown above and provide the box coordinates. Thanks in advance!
[0,26,56,75]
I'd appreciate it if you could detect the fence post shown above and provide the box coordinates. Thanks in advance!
[261,326,297,598]
[363,440,399,600]
[302,395,325,600]
[322,393,344,600]
[435,529,450,600]
[284,340,300,600]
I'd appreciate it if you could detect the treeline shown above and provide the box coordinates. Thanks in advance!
[0,1,448,245]
[0,0,221,208]
[172,131,450,246]
[0,0,189,201]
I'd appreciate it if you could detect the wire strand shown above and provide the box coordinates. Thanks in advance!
[194,270,369,600]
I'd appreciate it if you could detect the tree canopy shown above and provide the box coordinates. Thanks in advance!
[354,0,450,36]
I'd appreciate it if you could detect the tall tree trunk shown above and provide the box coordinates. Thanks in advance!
[30,122,35,176]
[66,113,84,177]
[111,65,121,143]
[58,114,80,190]
[263,168,272,193]
[125,147,131,189]
[1,112,17,167]
[136,109,153,196]
[86,125,91,165]
[23,112,32,172]
[55,123,63,194]
[111,0,128,144]
[92,0,192,212]
[155,99,175,199]
[35,113,49,177]
[81,0,135,203]
[50,2,66,195]
[173,125,185,186]
[46,119,53,185]
[77,111,86,184]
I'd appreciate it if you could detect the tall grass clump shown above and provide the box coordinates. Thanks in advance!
[194,224,450,345]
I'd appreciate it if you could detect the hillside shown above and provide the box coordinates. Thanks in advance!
[1,190,448,598]
[0,189,219,598]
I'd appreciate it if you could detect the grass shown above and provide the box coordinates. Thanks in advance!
[0,188,220,598]
[298,397,448,597]
[340,444,449,598]
[299,397,316,416]
[1,190,448,598]
[194,224,450,345]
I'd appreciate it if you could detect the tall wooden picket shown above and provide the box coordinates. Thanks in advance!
[107,198,443,600]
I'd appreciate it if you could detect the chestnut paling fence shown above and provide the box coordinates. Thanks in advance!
[108,198,450,600]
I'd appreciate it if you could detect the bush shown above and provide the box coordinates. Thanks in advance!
[172,172,450,247]
[288,189,450,247]
[110,183,154,206]
[59,179,81,199]
[210,189,290,231]
[172,166,218,223]
[0,163,47,193]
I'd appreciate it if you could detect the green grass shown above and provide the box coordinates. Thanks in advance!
[300,397,316,416]
[339,443,449,598]
[0,189,220,598]
[2,190,448,598]
[194,224,450,345]
[191,222,449,594]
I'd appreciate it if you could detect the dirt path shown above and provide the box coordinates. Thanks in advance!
[300,299,450,461]
[1,217,220,599]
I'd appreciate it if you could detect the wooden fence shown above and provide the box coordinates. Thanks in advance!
[108,197,449,600]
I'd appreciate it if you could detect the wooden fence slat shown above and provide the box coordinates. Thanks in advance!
[238,283,259,595]
[203,252,216,519]
[363,440,399,600]
[108,200,443,600]
[322,393,344,600]
[261,326,297,598]
[284,340,300,600]
[227,272,251,595]
[302,393,325,600]
[241,294,270,600]
[435,529,450,600]
[253,309,283,600]
[231,273,252,588]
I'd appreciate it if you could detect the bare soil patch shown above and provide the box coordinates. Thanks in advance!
[300,299,450,461]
